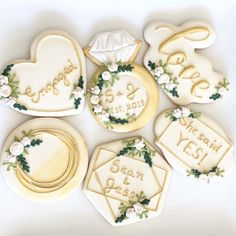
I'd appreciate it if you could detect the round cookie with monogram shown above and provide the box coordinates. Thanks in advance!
[84,30,159,132]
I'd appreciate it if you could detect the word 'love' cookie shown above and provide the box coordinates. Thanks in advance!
[85,30,159,132]
[1,118,88,202]
[83,137,171,226]
[144,21,229,105]
[154,107,233,183]
[0,31,86,116]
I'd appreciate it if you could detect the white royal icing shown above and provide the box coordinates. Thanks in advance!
[88,30,138,63]
[83,137,171,226]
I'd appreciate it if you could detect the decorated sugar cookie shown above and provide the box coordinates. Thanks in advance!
[83,137,171,226]
[154,107,234,183]
[143,21,229,105]
[1,118,88,201]
[0,31,86,116]
[84,30,159,132]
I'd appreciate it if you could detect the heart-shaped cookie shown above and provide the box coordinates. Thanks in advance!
[143,21,229,105]
[0,30,86,116]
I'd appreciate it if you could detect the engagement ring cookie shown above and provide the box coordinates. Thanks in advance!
[154,107,234,183]
[83,137,171,226]
[84,30,159,132]
[144,21,229,105]
[1,118,88,202]
[0,31,86,116]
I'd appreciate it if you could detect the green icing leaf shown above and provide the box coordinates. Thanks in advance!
[78,76,84,89]
[74,98,81,109]
[169,87,179,97]
[72,76,84,109]
[108,115,129,125]
[2,64,14,76]
[13,103,27,111]
[209,93,221,100]
[115,213,127,223]
[117,64,134,72]
[143,151,152,167]
[30,139,43,147]
[148,60,156,70]
[17,154,30,173]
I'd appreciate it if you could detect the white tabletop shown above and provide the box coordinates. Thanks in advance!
[0,0,235,235]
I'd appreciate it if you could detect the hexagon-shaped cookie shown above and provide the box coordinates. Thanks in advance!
[83,136,172,226]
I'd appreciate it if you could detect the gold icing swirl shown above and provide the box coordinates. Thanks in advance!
[15,129,79,193]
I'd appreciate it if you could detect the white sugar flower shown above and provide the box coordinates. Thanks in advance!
[154,66,164,77]
[101,71,111,81]
[133,202,144,214]
[158,73,170,85]
[134,138,145,151]
[126,207,136,218]
[98,111,110,122]
[0,75,9,85]
[93,104,103,113]
[208,172,216,179]
[90,95,100,105]
[199,174,208,183]
[3,97,16,106]
[9,141,24,156]
[172,108,182,119]
[91,86,100,95]
[0,85,12,98]
[181,107,191,117]
[21,137,31,146]
[7,154,16,163]
[165,81,175,91]
[218,87,227,95]
[73,87,84,99]
[107,63,118,72]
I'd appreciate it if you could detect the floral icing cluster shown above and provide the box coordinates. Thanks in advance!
[115,191,150,223]
[4,131,43,173]
[89,62,135,128]
[210,78,229,101]
[71,76,85,109]
[187,166,225,183]
[148,60,179,97]
[0,64,27,111]
[165,107,201,121]
[117,137,155,167]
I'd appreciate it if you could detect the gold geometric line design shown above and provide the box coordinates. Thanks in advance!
[151,167,162,190]
[88,170,167,213]
[92,148,117,170]
[93,148,169,172]
[146,168,168,211]
[94,171,116,220]
[86,147,170,213]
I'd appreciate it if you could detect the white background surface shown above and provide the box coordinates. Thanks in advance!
[0,0,236,235]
